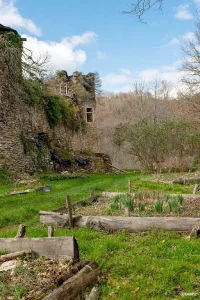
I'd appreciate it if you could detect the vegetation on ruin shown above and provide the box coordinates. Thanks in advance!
[1,172,200,299]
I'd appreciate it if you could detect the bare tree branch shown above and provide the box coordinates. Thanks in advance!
[123,0,163,22]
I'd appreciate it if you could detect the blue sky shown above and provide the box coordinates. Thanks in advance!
[0,0,200,92]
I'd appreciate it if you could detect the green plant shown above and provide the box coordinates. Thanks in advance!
[123,196,134,212]
[168,197,180,213]
[138,201,146,212]
[114,120,200,172]
[0,248,8,255]
[0,166,11,185]
[110,194,134,212]
[154,200,163,213]
[177,194,184,205]
[46,95,62,128]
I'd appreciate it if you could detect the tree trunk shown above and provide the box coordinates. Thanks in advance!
[74,216,200,233]
[42,261,100,300]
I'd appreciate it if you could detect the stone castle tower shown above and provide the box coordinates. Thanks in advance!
[49,70,98,154]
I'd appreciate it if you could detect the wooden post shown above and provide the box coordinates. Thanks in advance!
[90,188,94,197]
[125,207,130,217]
[16,224,26,238]
[66,195,73,228]
[193,184,199,195]
[48,226,54,237]
[128,180,132,193]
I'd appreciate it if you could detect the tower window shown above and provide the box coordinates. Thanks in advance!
[86,107,93,122]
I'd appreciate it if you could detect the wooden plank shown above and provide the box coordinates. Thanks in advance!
[0,237,79,261]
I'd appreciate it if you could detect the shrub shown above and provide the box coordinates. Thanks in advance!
[46,95,62,128]
[114,120,200,172]
[0,166,10,185]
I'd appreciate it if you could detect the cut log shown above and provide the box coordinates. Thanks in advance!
[85,287,99,300]
[8,185,51,195]
[0,237,79,261]
[173,178,200,185]
[42,261,100,300]
[0,249,32,263]
[41,259,90,294]
[40,211,69,227]
[52,195,100,214]
[16,224,26,238]
[73,216,200,233]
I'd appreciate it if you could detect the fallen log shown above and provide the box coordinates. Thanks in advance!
[53,195,100,214]
[102,192,200,200]
[0,249,32,263]
[173,178,200,185]
[41,259,90,294]
[8,185,51,195]
[85,287,99,300]
[0,237,79,261]
[40,211,69,227]
[42,261,100,300]
[74,216,200,233]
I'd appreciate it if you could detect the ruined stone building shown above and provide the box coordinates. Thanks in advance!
[0,24,110,174]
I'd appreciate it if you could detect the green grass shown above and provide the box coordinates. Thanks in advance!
[0,172,199,299]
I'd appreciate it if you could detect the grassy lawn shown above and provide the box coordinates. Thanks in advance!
[0,172,200,299]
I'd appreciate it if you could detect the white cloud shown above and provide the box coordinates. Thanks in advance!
[175,5,193,20]
[168,37,180,46]
[194,0,200,6]
[102,74,129,85]
[97,50,109,60]
[0,0,41,35]
[23,32,97,73]
[120,68,132,75]
[183,31,196,40]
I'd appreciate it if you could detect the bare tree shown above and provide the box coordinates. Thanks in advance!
[123,0,163,22]
[94,72,103,95]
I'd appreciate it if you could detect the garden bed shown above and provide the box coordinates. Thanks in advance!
[74,192,200,217]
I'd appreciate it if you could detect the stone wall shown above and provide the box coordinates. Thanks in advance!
[0,27,101,173]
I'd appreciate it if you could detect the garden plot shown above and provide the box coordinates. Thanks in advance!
[74,192,200,217]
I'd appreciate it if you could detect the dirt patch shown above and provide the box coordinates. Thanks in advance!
[0,255,71,300]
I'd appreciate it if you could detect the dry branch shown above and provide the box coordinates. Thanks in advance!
[0,249,32,263]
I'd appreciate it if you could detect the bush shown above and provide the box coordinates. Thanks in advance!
[23,79,46,105]
[114,120,200,172]
[46,96,62,128]
[0,166,11,185]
